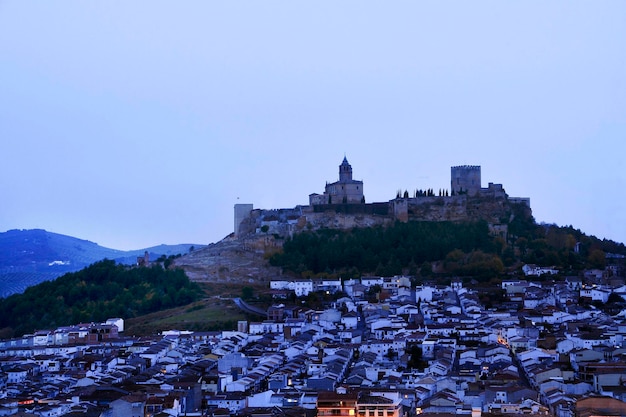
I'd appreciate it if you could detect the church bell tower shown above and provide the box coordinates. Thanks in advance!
[339,156,353,182]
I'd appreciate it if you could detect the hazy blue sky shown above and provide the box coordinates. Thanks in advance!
[1,2,625,250]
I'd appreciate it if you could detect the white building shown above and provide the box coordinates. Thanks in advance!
[522,264,558,276]
[579,286,610,303]
[294,280,314,296]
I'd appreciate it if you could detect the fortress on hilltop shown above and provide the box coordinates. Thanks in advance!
[234,157,530,239]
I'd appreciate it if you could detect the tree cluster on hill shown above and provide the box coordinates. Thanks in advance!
[270,220,499,278]
[270,210,626,280]
[0,259,203,338]
[504,203,626,268]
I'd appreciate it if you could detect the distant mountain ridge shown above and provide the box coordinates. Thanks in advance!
[0,229,204,298]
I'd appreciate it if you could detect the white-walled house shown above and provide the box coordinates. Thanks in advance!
[106,318,124,332]
[314,278,342,293]
[556,339,575,354]
[6,367,28,383]
[579,286,610,303]
[415,286,435,302]
[522,264,558,276]
[359,340,403,361]
[249,321,285,335]
[270,279,291,291]
[270,279,314,296]
[340,312,359,329]
[33,330,53,346]
[205,393,247,413]
[361,276,384,288]
[247,390,276,408]
[294,280,314,296]
[566,332,610,350]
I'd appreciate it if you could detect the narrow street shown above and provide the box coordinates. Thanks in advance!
[233,297,267,318]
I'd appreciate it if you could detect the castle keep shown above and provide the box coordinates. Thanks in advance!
[451,165,481,196]
[234,157,530,239]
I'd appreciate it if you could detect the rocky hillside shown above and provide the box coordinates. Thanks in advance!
[173,234,283,284]
[175,195,533,284]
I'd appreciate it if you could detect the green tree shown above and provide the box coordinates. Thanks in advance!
[367,285,382,303]
[407,345,427,370]
[241,286,255,301]
[0,260,203,336]
[588,249,606,269]
[420,261,432,277]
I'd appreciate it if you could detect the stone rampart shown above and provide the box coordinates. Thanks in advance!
[238,193,526,240]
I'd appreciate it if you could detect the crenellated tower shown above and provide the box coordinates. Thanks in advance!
[451,165,481,196]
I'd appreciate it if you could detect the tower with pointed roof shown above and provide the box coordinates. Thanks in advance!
[309,156,364,205]
[339,156,353,182]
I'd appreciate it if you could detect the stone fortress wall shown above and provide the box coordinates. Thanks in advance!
[235,158,530,240]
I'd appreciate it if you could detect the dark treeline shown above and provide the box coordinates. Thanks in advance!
[270,214,626,280]
[270,220,498,278]
[506,202,626,270]
[0,259,203,337]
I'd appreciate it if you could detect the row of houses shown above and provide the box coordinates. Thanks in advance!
[270,276,412,297]
[0,319,124,353]
[2,271,626,416]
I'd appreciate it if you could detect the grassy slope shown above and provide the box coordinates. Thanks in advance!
[123,282,266,336]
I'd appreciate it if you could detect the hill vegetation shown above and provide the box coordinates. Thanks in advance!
[3,208,625,339]
[270,208,626,280]
[271,220,498,278]
[0,259,203,337]
[0,229,203,298]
